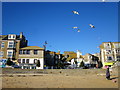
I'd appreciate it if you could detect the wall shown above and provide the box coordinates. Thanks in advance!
[2,68,118,76]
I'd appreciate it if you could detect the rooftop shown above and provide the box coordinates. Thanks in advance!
[20,46,44,50]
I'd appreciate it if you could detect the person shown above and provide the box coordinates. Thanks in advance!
[106,66,111,80]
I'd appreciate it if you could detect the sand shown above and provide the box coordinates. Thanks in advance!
[2,74,118,88]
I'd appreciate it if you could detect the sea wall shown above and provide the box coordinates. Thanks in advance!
[2,67,119,76]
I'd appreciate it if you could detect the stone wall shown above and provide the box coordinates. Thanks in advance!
[2,67,119,76]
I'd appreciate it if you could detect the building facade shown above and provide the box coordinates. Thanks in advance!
[0,33,44,69]
[83,53,99,68]
[100,42,120,68]
[0,32,28,64]
[18,46,44,69]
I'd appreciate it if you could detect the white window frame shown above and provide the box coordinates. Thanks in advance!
[8,34,16,39]
[1,42,5,48]
[7,50,13,58]
[114,43,120,48]
[0,51,4,57]
[8,41,15,48]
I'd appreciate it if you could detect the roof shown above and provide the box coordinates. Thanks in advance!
[0,35,8,40]
[0,35,25,40]
[20,46,44,50]
[100,42,120,49]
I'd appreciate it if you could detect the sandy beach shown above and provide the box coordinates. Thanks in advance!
[2,74,118,88]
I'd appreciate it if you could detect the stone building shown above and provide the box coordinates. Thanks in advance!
[0,32,27,64]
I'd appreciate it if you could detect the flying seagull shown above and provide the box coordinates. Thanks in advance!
[102,0,106,2]
[77,29,80,32]
[89,24,95,28]
[72,11,79,15]
[72,26,78,29]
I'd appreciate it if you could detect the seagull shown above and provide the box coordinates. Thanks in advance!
[89,24,95,28]
[77,29,80,32]
[72,11,79,15]
[72,26,78,29]
[102,0,106,2]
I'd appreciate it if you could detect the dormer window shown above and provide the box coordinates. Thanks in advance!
[114,43,120,48]
[8,34,16,39]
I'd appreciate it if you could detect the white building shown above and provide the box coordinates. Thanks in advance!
[18,46,44,69]
[76,50,83,67]
[100,42,120,68]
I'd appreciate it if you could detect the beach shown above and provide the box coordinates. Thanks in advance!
[2,74,118,88]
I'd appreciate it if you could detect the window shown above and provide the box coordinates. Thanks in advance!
[26,50,30,54]
[19,50,30,54]
[18,59,21,63]
[19,50,22,54]
[22,59,25,63]
[34,59,37,63]
[8,52,12,57]
[8,41,14,48]
[13,35,15,38]
[26,59,29,63]
[107,56,112,60]
[0,51,3,57]
[114,43,120,48]
[8,34,16,39]
[8,35,11,38]
[23,50,26,54]
[117,56,120,61]
[1,42,5,48]
[34,50,38,55]
[115,49,120,54]
[106,50,112,54]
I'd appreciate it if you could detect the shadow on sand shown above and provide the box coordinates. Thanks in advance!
[109,77,118,80]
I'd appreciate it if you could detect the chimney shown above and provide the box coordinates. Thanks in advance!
[58,50,60,54]
[20,32,23,38]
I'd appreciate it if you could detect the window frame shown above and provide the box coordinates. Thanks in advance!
[26,59,29,63]
[18,59,21,63]
[8,41,14,48]
[0,51,4,57]
[22,59,25,63]
[1,42,5,48]
[7,51,13,57]
[34,50,38,55]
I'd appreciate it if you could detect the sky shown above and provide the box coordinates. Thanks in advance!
[2,2,118,55]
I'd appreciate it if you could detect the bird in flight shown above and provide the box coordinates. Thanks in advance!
[72,11,79,15]
[72,26,78,29]
[77,29,80,32]
[102,0,106,2]
[72,27,80,32]
[89,24,95,28]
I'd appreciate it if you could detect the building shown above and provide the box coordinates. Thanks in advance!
[99,42,120,68]
[0,32,44,69]
[44,50,66,69]
[18,46,44,69]
[64,51,77,68]
[76,50,84,67]
[83,53,99,68]
[44,50,57,69]
[0,32,28,64]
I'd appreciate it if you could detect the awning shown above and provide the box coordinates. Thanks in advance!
[104,62,114,65]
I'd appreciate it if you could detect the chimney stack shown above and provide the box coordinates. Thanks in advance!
[20,32,23,38]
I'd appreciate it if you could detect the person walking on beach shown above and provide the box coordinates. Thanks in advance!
[106,66,110,80]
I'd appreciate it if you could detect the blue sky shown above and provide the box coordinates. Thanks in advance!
[2,2,118,55]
